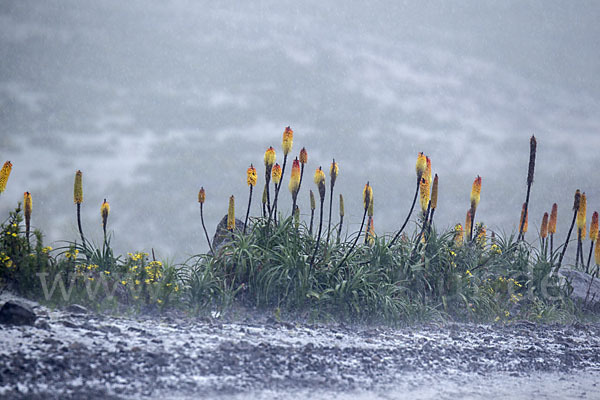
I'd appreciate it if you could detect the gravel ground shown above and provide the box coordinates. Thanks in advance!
[1,293,600,399]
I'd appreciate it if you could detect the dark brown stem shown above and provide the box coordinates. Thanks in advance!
[269,154,288,224]
[557,210,578,272]
[576,229,582,269]
[309,197,326,274]
[412,201,431,255]
[200,203,214,254]
[469,209,476,242]
[325,182,335,246]
[337,208,368,270]
[337,214,344,244]
[244,186,253,235]
[586,240,594,274]
[76,203,85,246]
[389,178,419,248]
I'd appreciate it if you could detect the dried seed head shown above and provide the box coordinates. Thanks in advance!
[363,182,373,211]
[596,236,600,265]
[540,212,549,239]
[470,175,482,213]
[282,126,293,156]
[573,190,581,212]
[246,164,257,187]
[299,147,308,164]
[527,135,537,185]
[549,203,558,234]
[419,177,430,213]
[330,159,338,187]
[198,187,206,204]
[367,218,375,245]
[101,199,110,229]
[264,146,276,168]
[430,174,439,210]
[310,190,316,211]
[262,185,267,204]
[0,161,12,194]
[24,192,32,220]
[272,163,282,185]
[74,170,83,204]
[416,152,427,181]
[294,205,300,226]
[577,192,587,231]
[519,203,528,233]
[288,158,301,194]
[454,224,464,247]
[590,211,598,242]
[339,194,344,217]
[227,195,235,231]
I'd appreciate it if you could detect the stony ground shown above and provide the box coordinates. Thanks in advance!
[1,293,600,399]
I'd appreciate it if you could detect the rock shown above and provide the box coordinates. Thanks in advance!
[66,304,89,315]
[212,214,246,253]
[559,268,600,307]
[0,301,36,326]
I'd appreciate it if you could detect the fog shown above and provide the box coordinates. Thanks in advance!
[1,0,599,259]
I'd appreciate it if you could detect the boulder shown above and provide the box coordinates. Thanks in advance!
[0,301,36,326]
[212,214,246,253]
[559,268,600,306]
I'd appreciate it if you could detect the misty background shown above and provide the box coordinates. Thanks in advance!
[1,0,599,260]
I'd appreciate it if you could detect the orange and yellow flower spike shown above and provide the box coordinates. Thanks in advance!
[549,203,558,234]
[272,163,282,185]
[470,175,482,213]
[368,187,374,217]
[299,147,308,164]
[198,187,206,204]
[519,203,528,233]
[540,212,549,239]
[0,161,12,194]
[74,170,83,204]
[227,195,235,231]
[577,192,587,231]
[367,217,375,245]
[101,199,110,233]
[419,177,430,213]
[264,146,276,168]
[363,182,373,211]
[595,237,600,266]
[247,164,257,187]
[425,156,432,184]
[24,191,32,220]
[590,211,599,242]
[430,174,439,210]
[289,158,301,194]
[330,159,339,187]
[416,152,427,182]
[282,126,293,156]
[314,166,326,201]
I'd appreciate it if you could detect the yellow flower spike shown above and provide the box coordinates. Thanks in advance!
[419,177,430,213]
[362,182,373,211]
[101,199,110,230]
[198,187,206,203]
[339,194,344,217]
[470,175,482,213]
[519,203,528,233]
[540,212,549,239]
[282,126,294,156]
[454,224,464,247]
[24,192,32,237]
[288,158,301,194]
[415,152,427,182]
[74,170,83,204]
[227,195,235,231]
[549,203,558,234]
[314,167,326,201]
[465,209,472,240]
[264,146,276,168]
[590,211,598,242]
[310,189,316,211]
[577,192,587,231]
[595,237,600,266]
[367,218,375,245]
[425,156,432,184]
[299,147,308,164]
[368,187,374,217]
[0,161,12,194]
[430,174,438,210]
[247,164,257,187]
[272,163,282,185]
[330,159,339,187]
[581,224,587,240]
